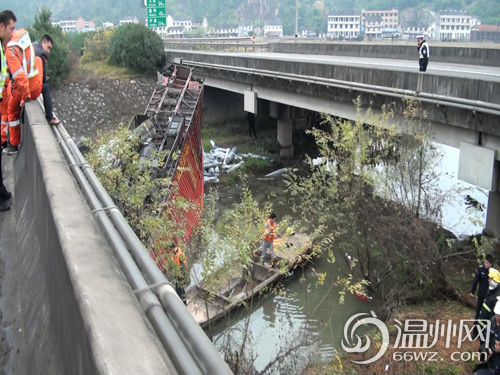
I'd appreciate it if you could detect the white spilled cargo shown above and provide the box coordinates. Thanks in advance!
[203,140,273,184]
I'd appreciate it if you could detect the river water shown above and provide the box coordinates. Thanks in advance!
[201,142,487,373]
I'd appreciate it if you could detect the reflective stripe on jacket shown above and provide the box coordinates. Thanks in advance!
[419,41,430,59]
[7,29,38,101]
[0,42,7,99]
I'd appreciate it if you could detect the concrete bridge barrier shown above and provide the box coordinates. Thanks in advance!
[13,102,177,374]
[269,42,500,67]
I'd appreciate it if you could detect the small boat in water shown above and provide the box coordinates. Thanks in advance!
[187,233,312,328]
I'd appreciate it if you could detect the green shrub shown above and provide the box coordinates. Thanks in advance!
[108,23,166,72]
[82,29,114,63]
[65,32,95,56]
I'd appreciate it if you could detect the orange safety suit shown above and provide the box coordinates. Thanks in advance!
[263,218,276,242]
[0,82,10,144]
[6,29,43,146]
[172,247,188,269]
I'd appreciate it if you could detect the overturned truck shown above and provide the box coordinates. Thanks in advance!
[130,61,204,270]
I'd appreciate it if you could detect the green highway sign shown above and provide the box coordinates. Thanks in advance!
[146,0,165,7]
[147,7,166,18]
[147,17,167,27]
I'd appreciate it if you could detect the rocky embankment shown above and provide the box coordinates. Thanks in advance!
[52,76,157,138]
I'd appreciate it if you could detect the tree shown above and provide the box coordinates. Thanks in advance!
[82,29,114,63]
[108,23,166,72]
[28,7,69,87]
[284,99,468,308]
[86,125,198,273]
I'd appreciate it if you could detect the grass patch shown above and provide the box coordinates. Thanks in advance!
[303,300,479,375]
[66,60,141,82]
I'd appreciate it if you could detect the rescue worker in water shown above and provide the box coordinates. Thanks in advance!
[169,242,190,305]
[4,28,43,155]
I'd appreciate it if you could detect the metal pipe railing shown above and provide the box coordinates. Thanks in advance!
[51,125,204,375]
[55,124,233,375]
[181,59,500,115]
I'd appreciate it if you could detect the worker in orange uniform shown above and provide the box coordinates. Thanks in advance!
[262,212,277,263]
[0,10,16,211]
[1,11,16,149]
[169,242,190,305]
[4,28,43,155]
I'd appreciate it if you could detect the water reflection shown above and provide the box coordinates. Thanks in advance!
[207,146,485,372]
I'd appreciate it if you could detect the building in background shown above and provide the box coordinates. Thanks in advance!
[361,8,399,30]
[169,17,192,31]
[437,10,472,40]
[52,17,95,32]
[471,24,500,42]
[401,20,430,39]
[364,14,382,39]
[327,10,361,39]
[102,21,114,29]
[192,17,208,30]
[264,21,283,37]
[239,22,254,37]
[119,16,140,26]
[52,19,78,32]
[210,25,239,37]
[300,28,317,37]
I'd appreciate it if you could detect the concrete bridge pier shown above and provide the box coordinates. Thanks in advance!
[270,102,294,157]
[485,191,500,240]
[458,142,500,241]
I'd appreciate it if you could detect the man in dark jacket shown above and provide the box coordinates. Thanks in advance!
[472,255,495,320]
[417,35,429,72]
[475,332,500,375]
[33,34,59,125]
[478,268,500,346]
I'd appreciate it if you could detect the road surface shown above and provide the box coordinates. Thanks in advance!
[168,50,500,83]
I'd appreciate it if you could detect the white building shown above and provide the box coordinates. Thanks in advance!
[119,16,139,26]
[401,21,430,39]
[52,19,77,33]
[364,14,382,39]
[239,23,253,37]
[102,21,114,29]
[327,11,361,39]
[211,26,239,38]
[192,17,208,30]
[437,10,473,40]
[166,15,192,31]
[300,28,317,37]
[264,21,283,37]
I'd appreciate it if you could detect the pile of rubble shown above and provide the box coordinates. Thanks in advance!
[203,140,273,184]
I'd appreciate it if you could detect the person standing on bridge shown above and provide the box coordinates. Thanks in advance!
[0,10,16,211]
[417,35,429,72]
[33,34,59,125]
[169,242,190,305]
[4,28,43,155]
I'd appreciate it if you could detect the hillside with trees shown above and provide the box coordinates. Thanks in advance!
[12,0,499,35]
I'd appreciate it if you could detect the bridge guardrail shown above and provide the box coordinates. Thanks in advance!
[15,102,178,375]
[51,118,233,375]
[164,41,268,52]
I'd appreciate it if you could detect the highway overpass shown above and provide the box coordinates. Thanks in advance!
[165,45,500,240]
